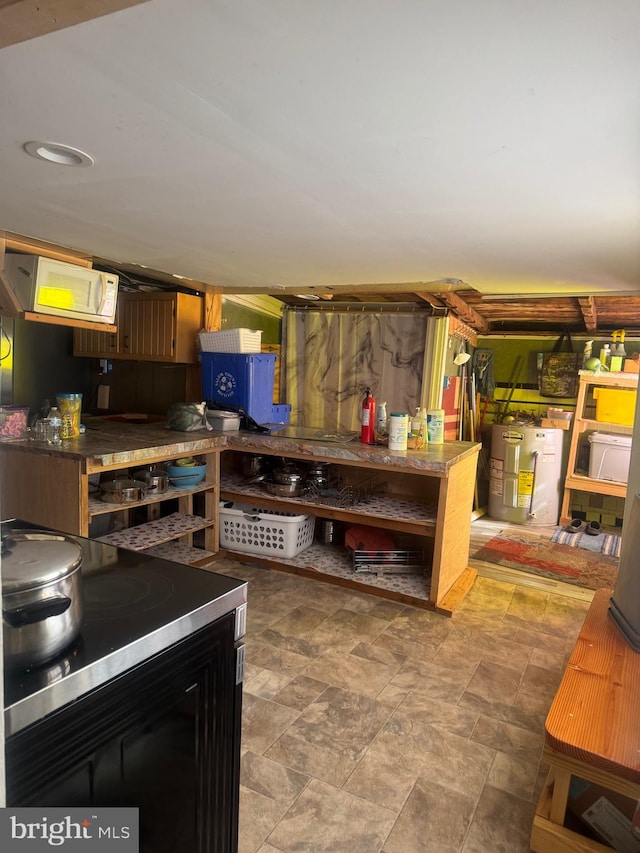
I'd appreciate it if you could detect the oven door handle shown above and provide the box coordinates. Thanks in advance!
[3,596,72,627]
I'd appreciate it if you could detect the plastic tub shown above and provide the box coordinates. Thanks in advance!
[219,501,314,558]
[593,387,637,426]
[0,406,29,441]
[588,432,632,483]
[201,352,277,424]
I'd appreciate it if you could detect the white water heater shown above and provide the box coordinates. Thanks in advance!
[488,425,564,525]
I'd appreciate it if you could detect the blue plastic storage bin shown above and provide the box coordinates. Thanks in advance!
[270,404,291,425]
[201,352,277,423]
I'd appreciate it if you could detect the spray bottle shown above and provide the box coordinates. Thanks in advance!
[610,329,626,372]
[360,387,376,444]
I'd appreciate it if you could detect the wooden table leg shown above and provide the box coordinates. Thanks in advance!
[549,766,571,825]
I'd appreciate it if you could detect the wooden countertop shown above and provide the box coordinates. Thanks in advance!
[0,420,227,469]
[0,420,480,475]
[225,432,480,476]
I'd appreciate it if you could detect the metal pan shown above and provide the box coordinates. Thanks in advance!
[99,479,148,503]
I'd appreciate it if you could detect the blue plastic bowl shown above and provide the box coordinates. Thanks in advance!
[165,461,206,485]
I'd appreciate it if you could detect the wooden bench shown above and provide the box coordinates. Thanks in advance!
[531,588,640,853]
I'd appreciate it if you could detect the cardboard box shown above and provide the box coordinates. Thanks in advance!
[568,778,640,852]
[541,417,571,430]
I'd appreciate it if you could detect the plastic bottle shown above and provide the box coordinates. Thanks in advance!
[582,341,593,368]
[599,344,611,368]
[410,407,422,438]
[427,409,445,444]
[360,388,376,445]
[419,407,429,447]
[376,401,388,438]
[47,407,62,446]
[410,407,427,449]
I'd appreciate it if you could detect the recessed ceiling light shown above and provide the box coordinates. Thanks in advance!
[295,293,320,300]
[23,141,94,167]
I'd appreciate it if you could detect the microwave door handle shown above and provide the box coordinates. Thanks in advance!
[96,274,108,315]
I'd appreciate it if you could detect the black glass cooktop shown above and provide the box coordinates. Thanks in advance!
[2,519,247,736]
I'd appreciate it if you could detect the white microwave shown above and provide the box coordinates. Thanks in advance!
[4,254,118,324]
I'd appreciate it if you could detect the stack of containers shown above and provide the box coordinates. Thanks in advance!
[199,328,291,425]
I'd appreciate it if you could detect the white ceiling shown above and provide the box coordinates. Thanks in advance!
[0,0,639,296]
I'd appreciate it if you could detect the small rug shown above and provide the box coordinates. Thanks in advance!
[550,526,621,559]
[472,531,618,590]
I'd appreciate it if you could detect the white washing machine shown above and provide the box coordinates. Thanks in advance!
[488,425,564,525]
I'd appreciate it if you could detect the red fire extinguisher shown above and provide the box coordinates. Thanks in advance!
[360,387,376,444]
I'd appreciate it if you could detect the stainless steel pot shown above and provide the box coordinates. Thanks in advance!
[1,530,83,669]
[264,481,303,497]
[242,454,268,479]
[131,468,169,494]
[99,479,148,503]
[272,468,304,486]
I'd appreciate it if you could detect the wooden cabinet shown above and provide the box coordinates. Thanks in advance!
[74,291,203,363]
[559,371,637,525]
[0,427,224,566]
[219,442,480,615]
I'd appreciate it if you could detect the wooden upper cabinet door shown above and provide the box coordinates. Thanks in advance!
[74,291,203,362]
[73,325,119,357]
[119,291,202,363]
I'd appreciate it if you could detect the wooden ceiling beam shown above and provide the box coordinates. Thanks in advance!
[578,296,598,333]
[435,291,490,334]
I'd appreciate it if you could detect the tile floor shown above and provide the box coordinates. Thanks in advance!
[210,556,592,853]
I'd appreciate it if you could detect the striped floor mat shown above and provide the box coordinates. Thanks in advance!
[551,526,621,559]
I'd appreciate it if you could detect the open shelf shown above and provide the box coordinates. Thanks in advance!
[220,474,437,536]
[96,512,215,551]
[88,481,214,517]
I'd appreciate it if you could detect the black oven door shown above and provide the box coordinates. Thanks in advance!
[5,613,243,853]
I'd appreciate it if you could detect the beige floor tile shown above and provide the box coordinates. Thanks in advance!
[244,667,293,700]
[241,751,309,804]
[305,608,390,648]
[250,643,313,678]
[242,693,301,754]
[267,779,396,853]
[301,647,400,698]
[383,776,477,853]
[471,715,543,765]
[344,711,494,811]
[238,786,289,853]
[395,692,480,737]
[462,660,523,706]
[460,784,536,853]
[233,555,588,852]
[486,750,539,801]
[271,674,328,711]
[265,686,393,786]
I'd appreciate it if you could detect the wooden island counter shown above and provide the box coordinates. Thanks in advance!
[0,423,480,614]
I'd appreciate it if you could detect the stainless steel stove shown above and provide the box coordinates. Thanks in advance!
[2,518,248,853]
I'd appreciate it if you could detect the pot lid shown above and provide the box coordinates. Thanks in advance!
[1,531,83,593]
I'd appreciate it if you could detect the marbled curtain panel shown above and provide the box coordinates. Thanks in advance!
[286,311,427,431]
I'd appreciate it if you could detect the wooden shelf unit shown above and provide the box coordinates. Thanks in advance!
[559,372,637,526]
[219,447,479,615]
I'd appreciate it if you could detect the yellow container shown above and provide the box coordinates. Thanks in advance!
[57,393,83,438]
[593,387,637,426]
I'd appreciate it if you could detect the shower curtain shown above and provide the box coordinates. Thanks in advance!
[284,308,443,432]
